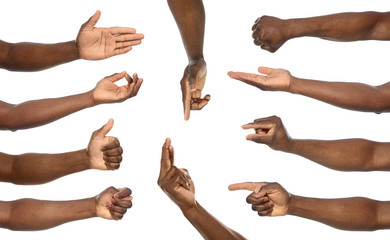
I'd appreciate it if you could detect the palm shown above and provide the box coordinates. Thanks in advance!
[172,179,195,208]
[264,69,291,91]
[87,137,110,170]
[267,190,290,216]
[95,190,115,220]
[77,29,116,60]
[94,78,128,103]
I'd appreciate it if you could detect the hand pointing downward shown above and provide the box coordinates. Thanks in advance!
[87,118,123,170]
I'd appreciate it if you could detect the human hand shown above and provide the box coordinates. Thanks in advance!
[252,16,289,53]
[228,67,293,92]
[242,115,292,151]
[157,138,196,210]
[92,72,143,104]
[95,187,133,220]
[229,182,290,216]
[181,59,211,120]
[87,119,123,170]
[76,10,144,60]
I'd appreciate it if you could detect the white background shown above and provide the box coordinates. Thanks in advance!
[1,0,390,239]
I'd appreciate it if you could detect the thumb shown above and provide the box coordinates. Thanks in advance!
[188,70,198,91]
[258,66,276,76]
[96,118,114,138]
[84,10,101,29]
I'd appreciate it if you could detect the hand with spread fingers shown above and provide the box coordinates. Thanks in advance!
[181,59,211,121]
[95,187,133,220]
[92,72,143,104]
[242,115,292,151]
[87,119,123,170]
[158,138,195,210]
[76,10,144,60]
[228,67,293,92]
[252,16,289,53]
[229,182,291,217]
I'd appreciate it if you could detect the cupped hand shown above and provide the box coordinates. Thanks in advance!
[228,67,292,92]
[93,72,143,104]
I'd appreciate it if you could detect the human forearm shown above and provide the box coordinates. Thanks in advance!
[167,0,205,61]
[288,195,390,231]
[1,90,95,131]
[290,76,390,113]
[181,202,246,240]
[0,197,95,231]
[284,139,383,171]
[285,11,390,41]
[0,40,80,71]
[0,150,90,185]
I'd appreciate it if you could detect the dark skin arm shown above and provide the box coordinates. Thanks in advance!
[167,0,210,120]
[241,115,390,171]
[158,138,246,240]
[0,187,132,231]
[0,10,144,71]
[0,119,123,185]
[0,72,143,131]
[252,11,390,52]
[229,182,390,231]
[228,67,390,113]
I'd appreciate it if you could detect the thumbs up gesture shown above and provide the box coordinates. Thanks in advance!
[87,119,123,170]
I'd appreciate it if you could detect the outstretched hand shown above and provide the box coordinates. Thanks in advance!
[95,187,133,220]
[87,119,123,170]
[228,67,292,92]
[242,115,292,151]
[76,10,144,60]
[229,182,290,216]
[181,59,211,120]
[158,138,196,209]
[93,71,143,104]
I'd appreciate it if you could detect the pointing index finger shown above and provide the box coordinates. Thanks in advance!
[228,182,268,193]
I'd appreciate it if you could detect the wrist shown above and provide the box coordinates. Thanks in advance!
[289,75,301,94]
[69,40,81,60]
[180,201,199,216]
[82,149,92,170]
[287,194,300,216]
[86,89,98,106]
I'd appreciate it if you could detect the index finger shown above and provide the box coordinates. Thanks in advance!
[228,182,268,193]
[242,122,274,130]
[109,27,137,35]
[160,138,172,176]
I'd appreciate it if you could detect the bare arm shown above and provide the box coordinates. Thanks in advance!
[0,187,133,231]
[252,12,390,52]
[0,40,79,71]
[229,67,390,113]
[182,203,246,240]
[167,0,210,120]
[230,182,390,231]
[0,11,143,71]
[242,115,390,171]
[0,72,143,131]
[158,138,246,240]
[0,119,123,184]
